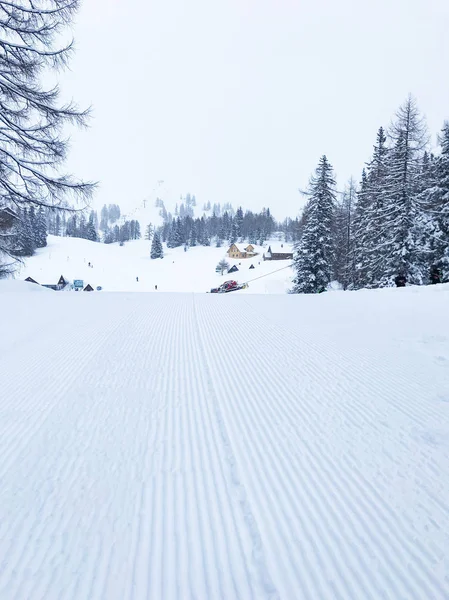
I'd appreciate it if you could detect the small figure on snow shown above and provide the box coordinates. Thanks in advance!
[430,265,441,285]
[155,284,158,291]
[136,276,139,282]
[88,262,91,267]
[395,274,406,287]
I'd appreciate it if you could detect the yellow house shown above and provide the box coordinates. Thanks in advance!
[227,244,257,259]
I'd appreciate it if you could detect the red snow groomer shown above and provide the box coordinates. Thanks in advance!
[210,280,248,293]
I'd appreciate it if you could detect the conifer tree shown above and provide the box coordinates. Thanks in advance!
[235,207,244,240]
[292,155,337,293]
[419,122,449,281]
[86,212,98,242]
[151,232,164,259]
[379,96,428,285]
[55,212,62,237]
[229,221,238,244]
[352,128,390,288]
[190,221,198,247]
[15,208,36,256]
[36,208,48,248]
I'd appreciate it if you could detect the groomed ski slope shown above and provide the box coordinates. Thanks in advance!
[1,283,449,599]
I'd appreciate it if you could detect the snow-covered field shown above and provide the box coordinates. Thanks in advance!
[1,280,448,599]
[14,235,294,294]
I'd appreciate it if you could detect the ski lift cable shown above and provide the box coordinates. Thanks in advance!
[243,262,294,285]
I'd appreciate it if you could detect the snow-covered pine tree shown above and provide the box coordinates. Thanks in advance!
[190,221,198,247]
[408,152,437,278]
[291,155,337,293]
[167,218,183,248]
[103,228,114,244]
[61,213,67,236]
[418,122,449,281]
[229,220,238,244]
[209,211,219,238]
[15,208,36,256]
[220,212,230,240]
[379,95,428,285]
[65,215,75,237]
[151,232,164,259]
[352,171,372,288]
[235,207,244,240]
[78,214,87,239]
[175,217,184,246]
[35,207,48,248]
[55,212,62,237]
[166,220,176,248]
[352,127,390,288]
[86,212,98,242]
[29,206,38,248]
[195,218,205,245]
[120,221,130,243]
[199,217,210,246]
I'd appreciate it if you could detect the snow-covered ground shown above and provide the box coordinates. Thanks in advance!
[14,235,294,293]
[0,281,448,599]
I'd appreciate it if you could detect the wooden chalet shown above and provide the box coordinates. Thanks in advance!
[227,243,257,259]
[263,245,293,261]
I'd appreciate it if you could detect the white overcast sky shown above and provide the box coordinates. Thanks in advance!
[59,0,449,220]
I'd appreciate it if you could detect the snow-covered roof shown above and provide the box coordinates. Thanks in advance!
[228,244,257,254]
[265,245,293,255]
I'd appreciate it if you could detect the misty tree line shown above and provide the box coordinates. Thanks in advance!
[46,204,141,244]
[292,96,449,293]
[156,194,235,225]
[152,207,278,254]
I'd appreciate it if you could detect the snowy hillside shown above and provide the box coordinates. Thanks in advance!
[115,182,224,232]
[0,281,448,598]
[14,235,294,293]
